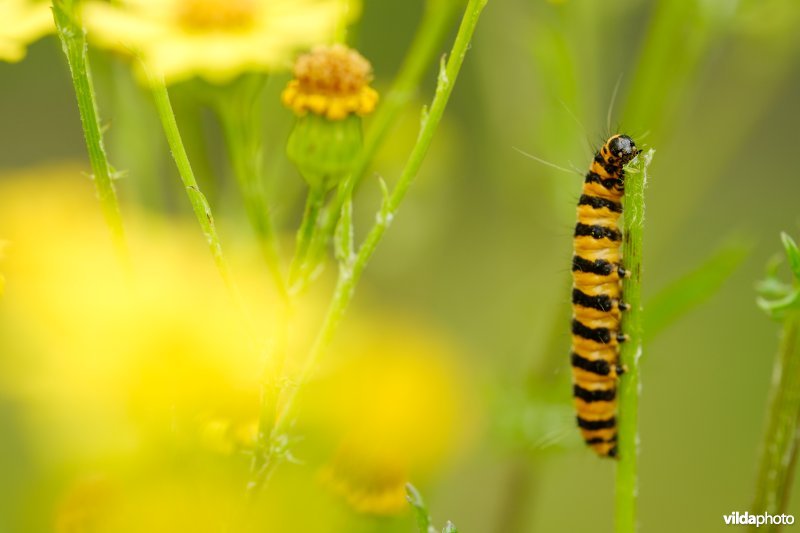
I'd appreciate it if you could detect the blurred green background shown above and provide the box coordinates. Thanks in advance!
[2,0,800,532]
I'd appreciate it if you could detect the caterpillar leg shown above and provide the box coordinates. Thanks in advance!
[616,332,630,343]
[606,363,626,378]
[617,265,631,278]
[617,300,629,311]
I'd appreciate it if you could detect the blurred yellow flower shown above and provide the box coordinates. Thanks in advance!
[0,240,6,295]
[81,0,356,84]
[0,165,290,530]
[302,321,476,515]
[0,166,475,528]
[0,0,53,62]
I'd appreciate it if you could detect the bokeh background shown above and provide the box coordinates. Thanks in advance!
[2,0,800,532]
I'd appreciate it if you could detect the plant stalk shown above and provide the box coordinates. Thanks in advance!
[52,0,128,263]
[281,0,488,421]
[751,314,800,529]
[289,185,326,291]
[307,0,464,265]
[615,149,654,533]
[247,0,489,497]
[216,77,288,300]
[145,69,241,305]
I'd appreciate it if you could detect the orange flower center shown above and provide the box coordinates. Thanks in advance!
[282,44,379,120]
[294,44,372,96]
[176,0,258,32]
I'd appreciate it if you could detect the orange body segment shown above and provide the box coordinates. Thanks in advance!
[570,134,638,458]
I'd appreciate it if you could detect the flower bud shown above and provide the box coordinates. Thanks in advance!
[282,44,378,189]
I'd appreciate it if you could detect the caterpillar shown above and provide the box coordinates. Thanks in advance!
[571,134,638,458]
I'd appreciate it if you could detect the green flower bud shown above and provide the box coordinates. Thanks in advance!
[282,44,378,190]
[286,113,363,190]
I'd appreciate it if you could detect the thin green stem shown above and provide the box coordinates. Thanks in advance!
[145,69,240,302]
[615,149,654,533]
[288,186,326,291]
[751,233,800,530]
[215,77,288,300]
[621,1,720,135]
[307,0,463,265]
[52,0,128,263]
[248,0,488,496]
[349,0,464,193]
[172,86,219,206]
[213,79,292,460]
[752,315,800,527]
[287,0,487,417]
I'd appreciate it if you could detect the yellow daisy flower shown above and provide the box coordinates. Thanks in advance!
[0,0,53,62]
[282,43,378,121]
[81,0,356,84]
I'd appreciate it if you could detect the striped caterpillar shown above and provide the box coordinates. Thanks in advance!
[571,134,638,458]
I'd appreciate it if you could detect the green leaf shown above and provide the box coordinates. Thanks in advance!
[757,291,800,318]
[442,521,459,533]
[780,232,800,282]
[757,233,800,320]
[644,238,750,343]
[406,483,435,533]
[378,176,391,212]
[756,275,791,300]
[334,196,354,266]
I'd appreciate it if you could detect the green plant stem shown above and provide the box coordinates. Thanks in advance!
[214,79,291,459]
[752,314,800,527]
[145,69,240,301]
[288,186,326,290]
[216,77,287,300]
[52,0,128,263]
[615,149,654,533]
[283,0,487,420]
[348,0,464,192]
[247,0,488,497]
[621,1,722,135]
[306,0,463,265]
[172,86,219,206]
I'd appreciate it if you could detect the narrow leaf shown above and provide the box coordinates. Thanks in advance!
[334,196,354,265]
[644,238,750,342]
[780,232,800,282]
[406,483,435,533]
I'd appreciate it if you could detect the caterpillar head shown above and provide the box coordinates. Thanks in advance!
[605,134,638,167]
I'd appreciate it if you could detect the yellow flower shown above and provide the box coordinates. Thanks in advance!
[302,320,476,515]
[282,43,378,120]
[0,165,306,531]
[0,240,6,296]
[81,0,356,84]
[0,0,53,62]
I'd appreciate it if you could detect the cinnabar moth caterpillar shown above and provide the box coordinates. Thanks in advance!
[571,134,638,458]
